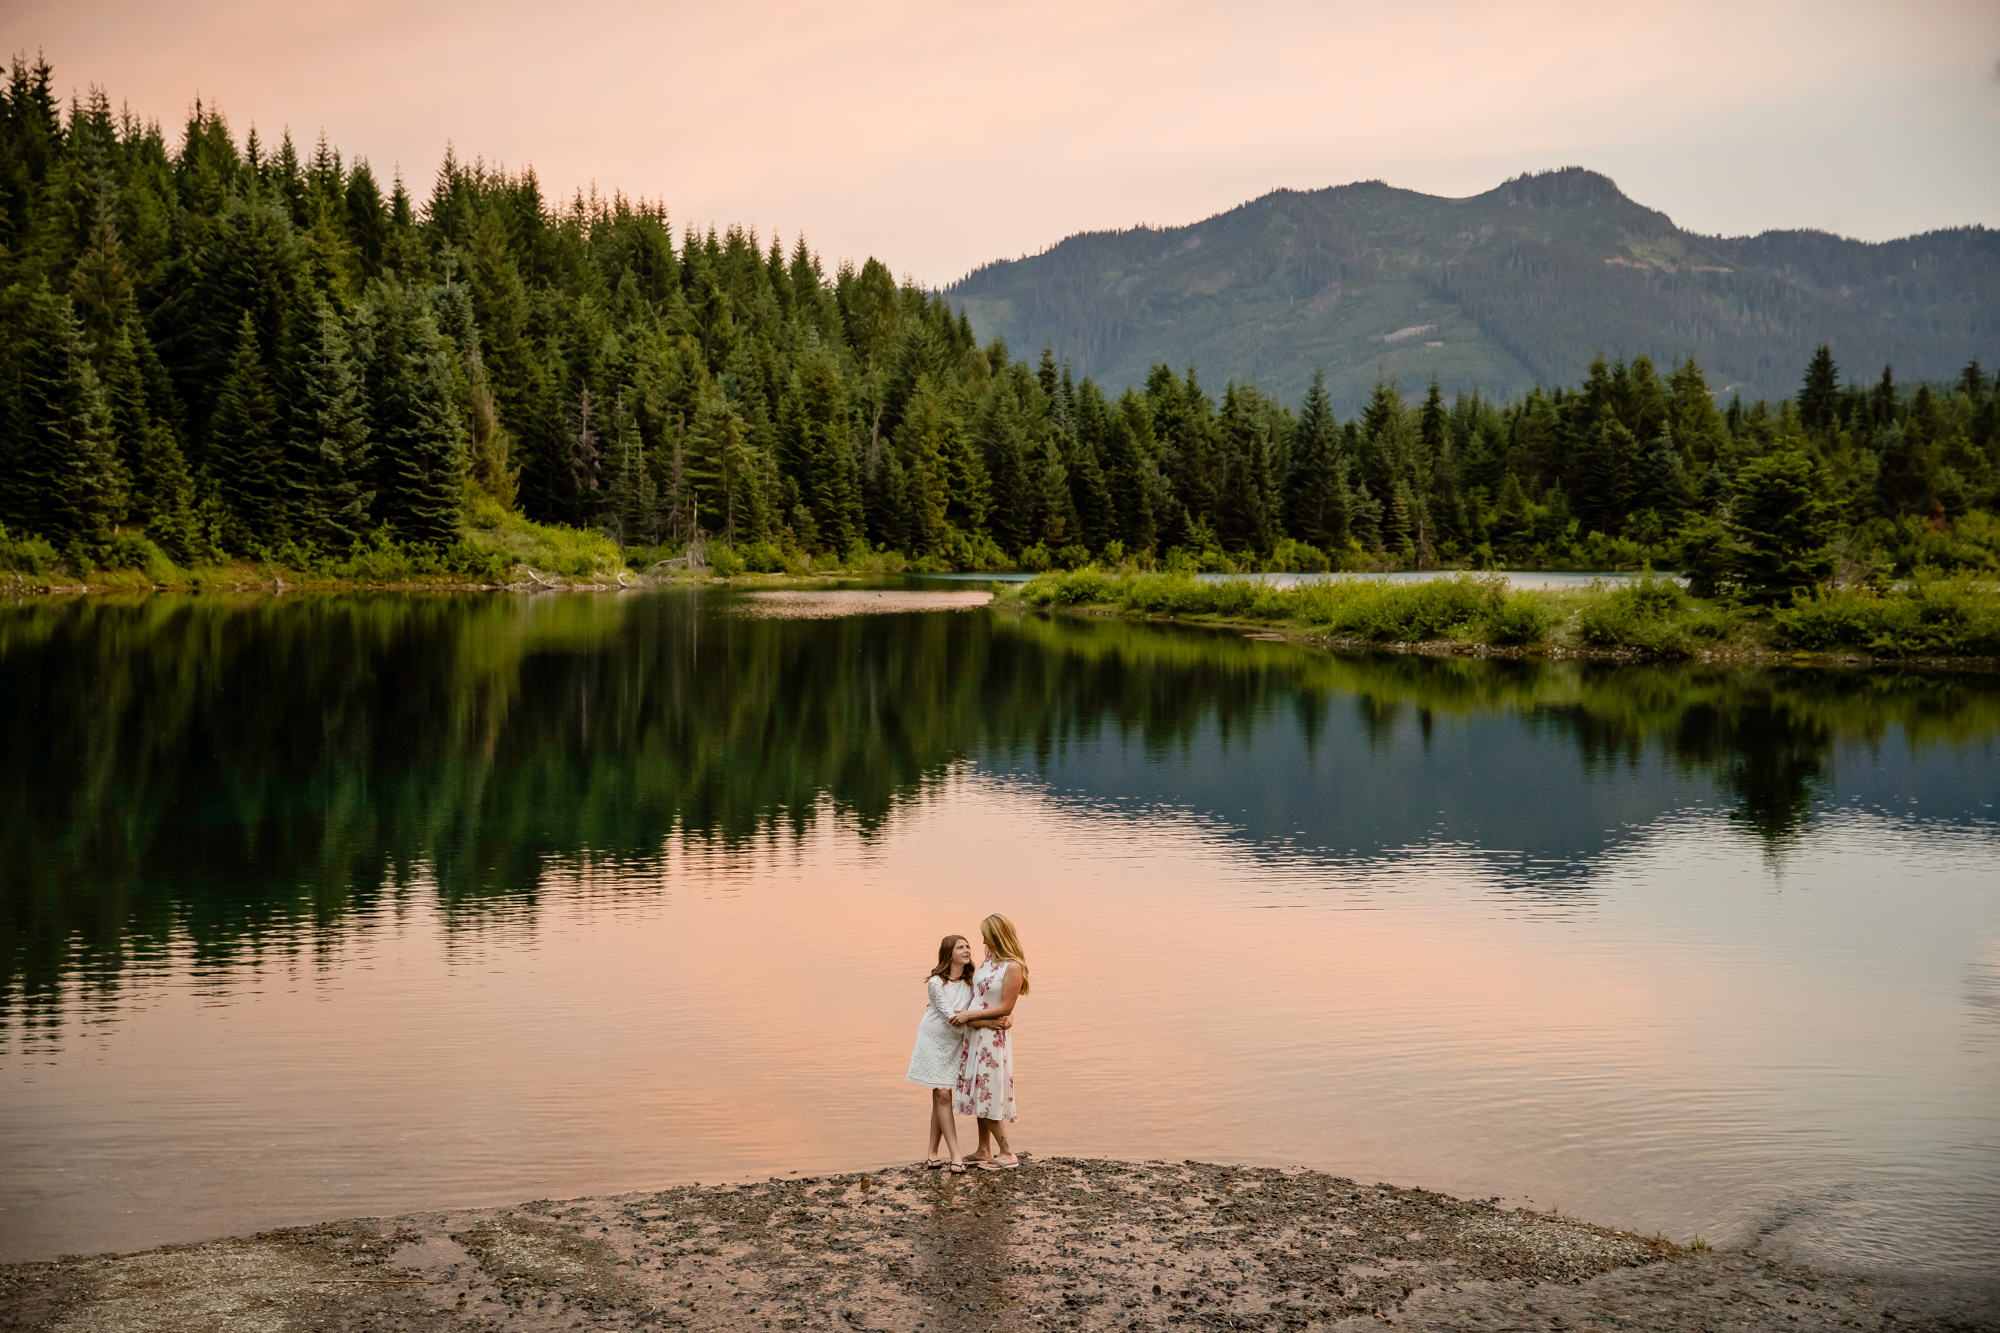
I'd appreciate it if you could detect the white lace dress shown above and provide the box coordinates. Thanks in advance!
[905,975,972,1089]
[954,959,1017,1122]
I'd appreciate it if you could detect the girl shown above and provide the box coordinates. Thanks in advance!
[905,935,1009,1172]
[951,913,1029,1170]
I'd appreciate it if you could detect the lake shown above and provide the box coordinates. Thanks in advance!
[2,587,1995,1278]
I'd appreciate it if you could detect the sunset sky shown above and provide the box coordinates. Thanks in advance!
[9,0,1999,285]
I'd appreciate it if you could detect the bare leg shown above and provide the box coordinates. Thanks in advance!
[979,1118,1017,1166]
[967,1120,993,1162]
[930,1088,963,1165]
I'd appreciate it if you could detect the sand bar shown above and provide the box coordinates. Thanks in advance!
[3,1158,1994,1331]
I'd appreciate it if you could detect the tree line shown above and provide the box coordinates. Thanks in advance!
[2,57,1996,586]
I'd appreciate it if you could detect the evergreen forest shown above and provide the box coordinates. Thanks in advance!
[3,59,1998,589]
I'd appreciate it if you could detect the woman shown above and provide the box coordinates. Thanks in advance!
[905,935,1010,1172]
[951,913,1029,1170]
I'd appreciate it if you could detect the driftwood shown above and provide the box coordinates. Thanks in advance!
[645,538,708,574]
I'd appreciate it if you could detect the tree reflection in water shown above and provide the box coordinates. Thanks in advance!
[3,589,1996,1013]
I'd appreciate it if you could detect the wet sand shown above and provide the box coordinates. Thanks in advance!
[4,1158,1994,1332]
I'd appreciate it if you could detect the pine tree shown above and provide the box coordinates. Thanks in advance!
[892,375,952,556]
[1575,419,1641,535]
[368,293,465,546]
[1216,383,1278,552]
[1732,446,1835,604]
[207,311,286,548]
[1871,365,1898,427]
[1635,432,1697,525]
[1491,471,1536,556]
[106,323,197,561]
[0,285,121,558]
[572,386,602,502]
[1799,346,1840,436]
[976,376,1033,554]
[780,351,861,553]
[68,186,133,365]
[1100,390,1159,553]
[1667,358,1728,470]
[1031,432,1075,547]
[1356,379,1409,506]
[288,298,372,550]
[938,387,991,537]
[605,401,655,546]
[1285,369,1349,550]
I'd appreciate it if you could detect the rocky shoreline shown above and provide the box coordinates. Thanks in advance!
[5,1158,1995,1332]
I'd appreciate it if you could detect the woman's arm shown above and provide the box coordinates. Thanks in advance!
[960,1014,1013,1030]
[950,962,1023,1024]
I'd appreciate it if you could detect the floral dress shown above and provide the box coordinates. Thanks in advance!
[954,959,1016,1122]
[905,975,972,1089]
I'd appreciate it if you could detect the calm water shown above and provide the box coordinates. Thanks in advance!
[2,589,1996,1276]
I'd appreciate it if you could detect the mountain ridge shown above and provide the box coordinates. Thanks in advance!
[947,168,1998,413]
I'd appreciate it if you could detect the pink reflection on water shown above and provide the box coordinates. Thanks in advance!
[2,771,1995,1276]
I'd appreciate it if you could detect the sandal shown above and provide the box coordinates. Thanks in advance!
[923,1158,948,1170]
[947,1162,967,1174]
[976,1158,1018,1171]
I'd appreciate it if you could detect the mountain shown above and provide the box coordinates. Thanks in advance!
[946,168,2000,413]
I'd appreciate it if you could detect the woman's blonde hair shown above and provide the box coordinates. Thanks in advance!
[980,914,1029,995]
[928,935,971,983]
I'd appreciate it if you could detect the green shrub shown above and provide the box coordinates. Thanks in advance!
[1288,575,1506,641]
[1267,537,1331,573]
[1773,578,2000,657]
[442,541,510,579]
[735,540,788,573]
[1575,573,1704,653]
[949,530,1009,572]
[99,532,182,582]
[708,545,747,577]
[466,496,509,531]
[1026,569,1118,607]
[1485,593,1556,645]
[1024,571,1510,643]
[0,525,58,575]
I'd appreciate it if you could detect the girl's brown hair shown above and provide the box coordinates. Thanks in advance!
[928,935,971,983]
[980,914,1030,995]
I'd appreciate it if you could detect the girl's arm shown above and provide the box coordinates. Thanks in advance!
[925,976,957,1024]
[950,962,1023,1024]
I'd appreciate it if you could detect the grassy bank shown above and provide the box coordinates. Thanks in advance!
[1018,569,2000,660]
[1,504,631,593]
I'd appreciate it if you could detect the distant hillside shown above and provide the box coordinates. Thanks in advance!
[948,169,2000,412]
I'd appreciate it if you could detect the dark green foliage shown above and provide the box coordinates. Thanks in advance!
[105,323,198,561]
[1800,346,1840,435]
[287,298,372,549]
[0,59,1992,588]
[1774,577,2000,657]
[0,283,121,555]
[365,288,464,547]
[206,312,285,547]
[1731,447,1836,605]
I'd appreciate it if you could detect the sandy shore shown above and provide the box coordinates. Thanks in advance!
[4,1158,1994,1332]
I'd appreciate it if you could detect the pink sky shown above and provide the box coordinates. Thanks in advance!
[9,0,1999,284]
